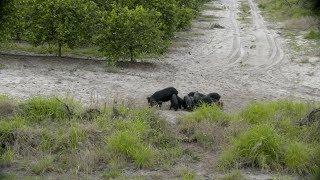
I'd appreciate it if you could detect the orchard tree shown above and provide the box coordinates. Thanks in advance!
[26,0,100,57]
[96,6,164,62]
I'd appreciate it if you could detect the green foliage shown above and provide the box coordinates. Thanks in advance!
[176,7,196,30]
[305,30,320,40]
[26,0,101,57]
[97,6,164,62]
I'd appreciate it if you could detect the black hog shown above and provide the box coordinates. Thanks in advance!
[147,87,178,107]
[170,94,179,111]
[207,92,221,101]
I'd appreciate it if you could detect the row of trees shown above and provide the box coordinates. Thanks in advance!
[0,0,209,61]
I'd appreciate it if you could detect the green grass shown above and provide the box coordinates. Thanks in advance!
[0,95,181,176]
[184,104,230,124]
[31,156,54,175]
[2,95,320,177]
[219,124,284,169]
[180,100,320,175]
[284,142,312,174]
[221,170,245,180]
[305,30,320,40]
[107,130,154,168]
[257,0,318,21]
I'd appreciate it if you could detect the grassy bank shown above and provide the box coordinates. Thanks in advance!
[1,95,319,178]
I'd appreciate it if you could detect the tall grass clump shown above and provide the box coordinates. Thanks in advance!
[219,124,283,170]
[284,142,312,174]
[20,97,79,123]
[239,101,310,124]
[0,95,16,118]
[218,100,320,175]
[184,104,230,124]
[107,130,154,168]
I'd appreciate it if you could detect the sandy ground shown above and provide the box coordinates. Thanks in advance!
[1,0,318,178]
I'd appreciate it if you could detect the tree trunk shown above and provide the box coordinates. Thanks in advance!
[129,47,135,62]
[58,43,62,57]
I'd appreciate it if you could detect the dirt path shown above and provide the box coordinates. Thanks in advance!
[0,0,319,114]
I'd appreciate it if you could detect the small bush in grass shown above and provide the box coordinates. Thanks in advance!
[31,156,54,175]
[20,97,77,123]
[107,131,154,168]
[184,104,230,124]
[219,124,283,169]
[284,142,312,174]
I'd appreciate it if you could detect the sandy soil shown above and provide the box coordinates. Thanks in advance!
[1,0,318,178]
